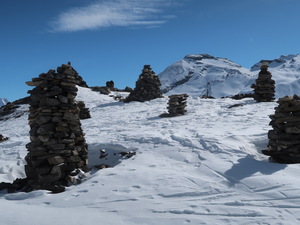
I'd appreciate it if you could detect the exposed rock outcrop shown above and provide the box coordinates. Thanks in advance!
[90,80,132,95]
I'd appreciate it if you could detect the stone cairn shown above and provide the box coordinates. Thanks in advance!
[77,101,91,120]
[251,62,275,102]
[124,65,162,103]
[24,63,88,192]
[160,94,188,117]
[262,95,300,163]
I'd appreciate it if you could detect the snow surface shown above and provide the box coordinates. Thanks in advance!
[159,54,300,99]
[1,86,300,225]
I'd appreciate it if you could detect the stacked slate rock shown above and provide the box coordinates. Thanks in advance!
[262,95,300,163]
[251,62,275,102]
[124,65,162,103]
[160,94,188,117]
[77,101,91,120]
[25,63,88,191]
[66,61,88,88]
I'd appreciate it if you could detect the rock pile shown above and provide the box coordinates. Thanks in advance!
[124,65,162,103]
[160,94,188,117]
[0,134,9,142]
[251,62,275,102]
[24,63,88,192]
[262,95,300,163]
[90,80,132,95]
[77,101,91,119]
[0,102,19,118]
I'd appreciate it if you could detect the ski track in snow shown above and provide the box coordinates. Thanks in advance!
[1,87,300,224]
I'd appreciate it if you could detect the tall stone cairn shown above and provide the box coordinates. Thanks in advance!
[25,63,88,190]
[262,95,300,163]
[124,65,162,103]
[251,62,275,102]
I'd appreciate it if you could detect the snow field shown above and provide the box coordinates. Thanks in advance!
[1,87,300,224]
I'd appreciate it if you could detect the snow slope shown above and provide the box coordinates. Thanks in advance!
[250,54,300,97]
[1,87,300,225]
[159,54,300,98]
[158,54,253,98]
[0,98,8,106]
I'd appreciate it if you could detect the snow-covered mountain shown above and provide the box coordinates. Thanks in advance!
[0,98,8,106]
[158,54,300,98]
[1,86,300,224]
[158,54,253,98]
[249,54,300,97]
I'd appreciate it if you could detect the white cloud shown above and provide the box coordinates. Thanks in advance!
[50,0,176,32]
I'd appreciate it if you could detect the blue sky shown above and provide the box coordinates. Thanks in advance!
[1,0,300,101]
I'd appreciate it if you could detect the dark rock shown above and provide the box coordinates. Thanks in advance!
[0,134,9,142]
[160,94,188,117]
[252,63,275,102]
[77,101,91,119]
[228,104,243,109]
[262,95,300,163]
[24,63,89,191]
[124,65,163,103]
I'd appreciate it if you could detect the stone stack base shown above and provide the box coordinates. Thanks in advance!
[262,95,300,163]
[160,94,188,117]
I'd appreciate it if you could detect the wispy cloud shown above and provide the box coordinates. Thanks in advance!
[50,0,177,32]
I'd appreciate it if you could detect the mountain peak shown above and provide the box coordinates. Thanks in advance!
[184,54,217,61]
[0,98,8,107]
[158,54,251,98]
[250,54,300,71]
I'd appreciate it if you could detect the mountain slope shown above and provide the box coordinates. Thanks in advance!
[158,54,253,98]
[158,54,300,98]
[0,98,8,106]
[249,54,300,97]
[1,87,300,224]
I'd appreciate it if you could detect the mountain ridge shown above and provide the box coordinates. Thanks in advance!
[0,98,8,107]
[158,53,300,98]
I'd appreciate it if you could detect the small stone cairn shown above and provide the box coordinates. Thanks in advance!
[251,62,275,102]
[262,95,300,163]
[160,94,188,117]
[24,63,88,191]
[124,65,162,103]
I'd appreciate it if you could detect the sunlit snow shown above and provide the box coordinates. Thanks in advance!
[1,86,300,225]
